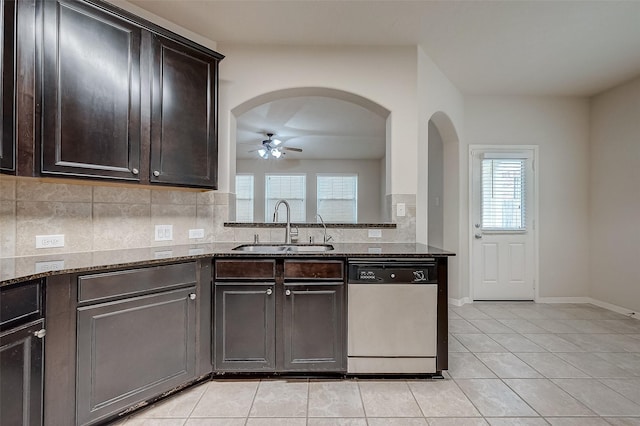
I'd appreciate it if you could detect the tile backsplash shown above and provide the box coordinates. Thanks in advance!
[0,177,415,257]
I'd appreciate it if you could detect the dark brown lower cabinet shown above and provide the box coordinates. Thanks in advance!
[282,284,344,372]
[213,258,346,374]
[214,284,275,371]
[0,320,44,426]
[76,286,197,426]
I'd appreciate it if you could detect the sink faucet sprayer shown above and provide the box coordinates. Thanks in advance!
[315,214,333,243]
[273,200,292,244]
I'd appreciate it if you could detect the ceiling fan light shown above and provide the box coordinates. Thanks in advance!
[271,148,282,158]
[258,148,269,159]
[271,138,282,146]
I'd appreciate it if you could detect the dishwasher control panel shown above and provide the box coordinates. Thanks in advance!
[348,261,437,284]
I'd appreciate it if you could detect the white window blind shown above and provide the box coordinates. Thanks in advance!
[481,158,526,231]
[317,174,358,223]
[265,174,306,222]
[235,174,254,222]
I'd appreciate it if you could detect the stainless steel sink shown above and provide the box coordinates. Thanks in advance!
[232,244,334,253]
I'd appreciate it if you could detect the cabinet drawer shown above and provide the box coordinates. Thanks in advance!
[78,262,196,303]
[215,260,276,280]
[284,260,344,280]
[0,280,43,330]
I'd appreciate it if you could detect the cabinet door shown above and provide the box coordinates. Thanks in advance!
[41,0,141,180]
[150,34,219,188]
[0,0,15,172]
[76,287,196,426]
[0,320,44,426]
[214,284,275,371]
[282,284,345,372]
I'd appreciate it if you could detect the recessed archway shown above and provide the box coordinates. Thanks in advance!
[428,111,461,299]
[230,87,391,223]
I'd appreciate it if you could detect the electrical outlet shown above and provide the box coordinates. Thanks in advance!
[35,234,65,249]
[155,225,173,241]
[368,229,382,238]
[189,228,205,239]
[397,203,406,217]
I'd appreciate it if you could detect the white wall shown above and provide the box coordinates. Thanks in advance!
[236,159,383,222]
[217,44,418,198]
[464,96,590,299]
[589,76,640,313]
[418,48,465,300]
[428,121,444,247]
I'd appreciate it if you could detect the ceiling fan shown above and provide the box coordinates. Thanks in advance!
[252,133,302,159]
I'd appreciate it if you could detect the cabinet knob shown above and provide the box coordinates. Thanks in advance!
[34,329,46,339]
[266,288,273,296]
[189,293,196,300]
[153,170,160,177]
[285,289,291,296]
[131,168,139,175]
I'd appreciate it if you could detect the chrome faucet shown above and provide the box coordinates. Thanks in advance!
[273,200,292,244]
[315,213,332,243]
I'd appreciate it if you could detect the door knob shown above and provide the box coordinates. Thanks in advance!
[189,293,196,300]
[131,168,139,175]
[153,170,160,177]
[474,233,483,239]
[285,289,291,296]
[266,288,273,296]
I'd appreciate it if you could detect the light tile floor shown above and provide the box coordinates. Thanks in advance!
[118,302,640,425]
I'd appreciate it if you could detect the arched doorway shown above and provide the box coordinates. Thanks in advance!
[428,111,461,300]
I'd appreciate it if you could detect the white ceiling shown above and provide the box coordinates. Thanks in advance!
[126,0,640,160]
[128,0,640,96]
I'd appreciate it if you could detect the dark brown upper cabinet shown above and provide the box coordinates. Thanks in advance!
[41,0,142,181]
[150,35,219,188]
[0,0,16,172]
[37,0,222,188]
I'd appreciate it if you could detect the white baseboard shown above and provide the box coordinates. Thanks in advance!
[449,297,472,306]
[587,298,638,319]
[536,297,592,304]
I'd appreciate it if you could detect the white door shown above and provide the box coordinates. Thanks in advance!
[470,147,537,300]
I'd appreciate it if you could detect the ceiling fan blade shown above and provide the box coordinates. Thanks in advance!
[283,147,303,152]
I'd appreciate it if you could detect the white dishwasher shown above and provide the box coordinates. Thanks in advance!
[347,259,438,374]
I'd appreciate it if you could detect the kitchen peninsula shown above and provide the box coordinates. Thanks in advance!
[0,243,453,426]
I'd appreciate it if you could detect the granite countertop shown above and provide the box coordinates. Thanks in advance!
[0,242,455,286]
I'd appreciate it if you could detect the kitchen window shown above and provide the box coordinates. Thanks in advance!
[317,174,358,223]
[235,174,254,222]
[265,174,306,222]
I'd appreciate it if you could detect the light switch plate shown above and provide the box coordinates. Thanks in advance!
[155,225,173,241]
[35,234,65,249]
[397,203,406,217]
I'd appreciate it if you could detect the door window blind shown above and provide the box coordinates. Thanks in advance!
[317,174,358,223]
[481,158,526,231]
[265,174,306,222]
[235,174,254,222]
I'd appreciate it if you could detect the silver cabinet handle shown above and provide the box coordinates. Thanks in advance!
[189,293,196,300]
[285,289,291,296]
[266,288,273,296]
[153,170,160,177]
[132,168,139,175]
[34,329,46,339]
